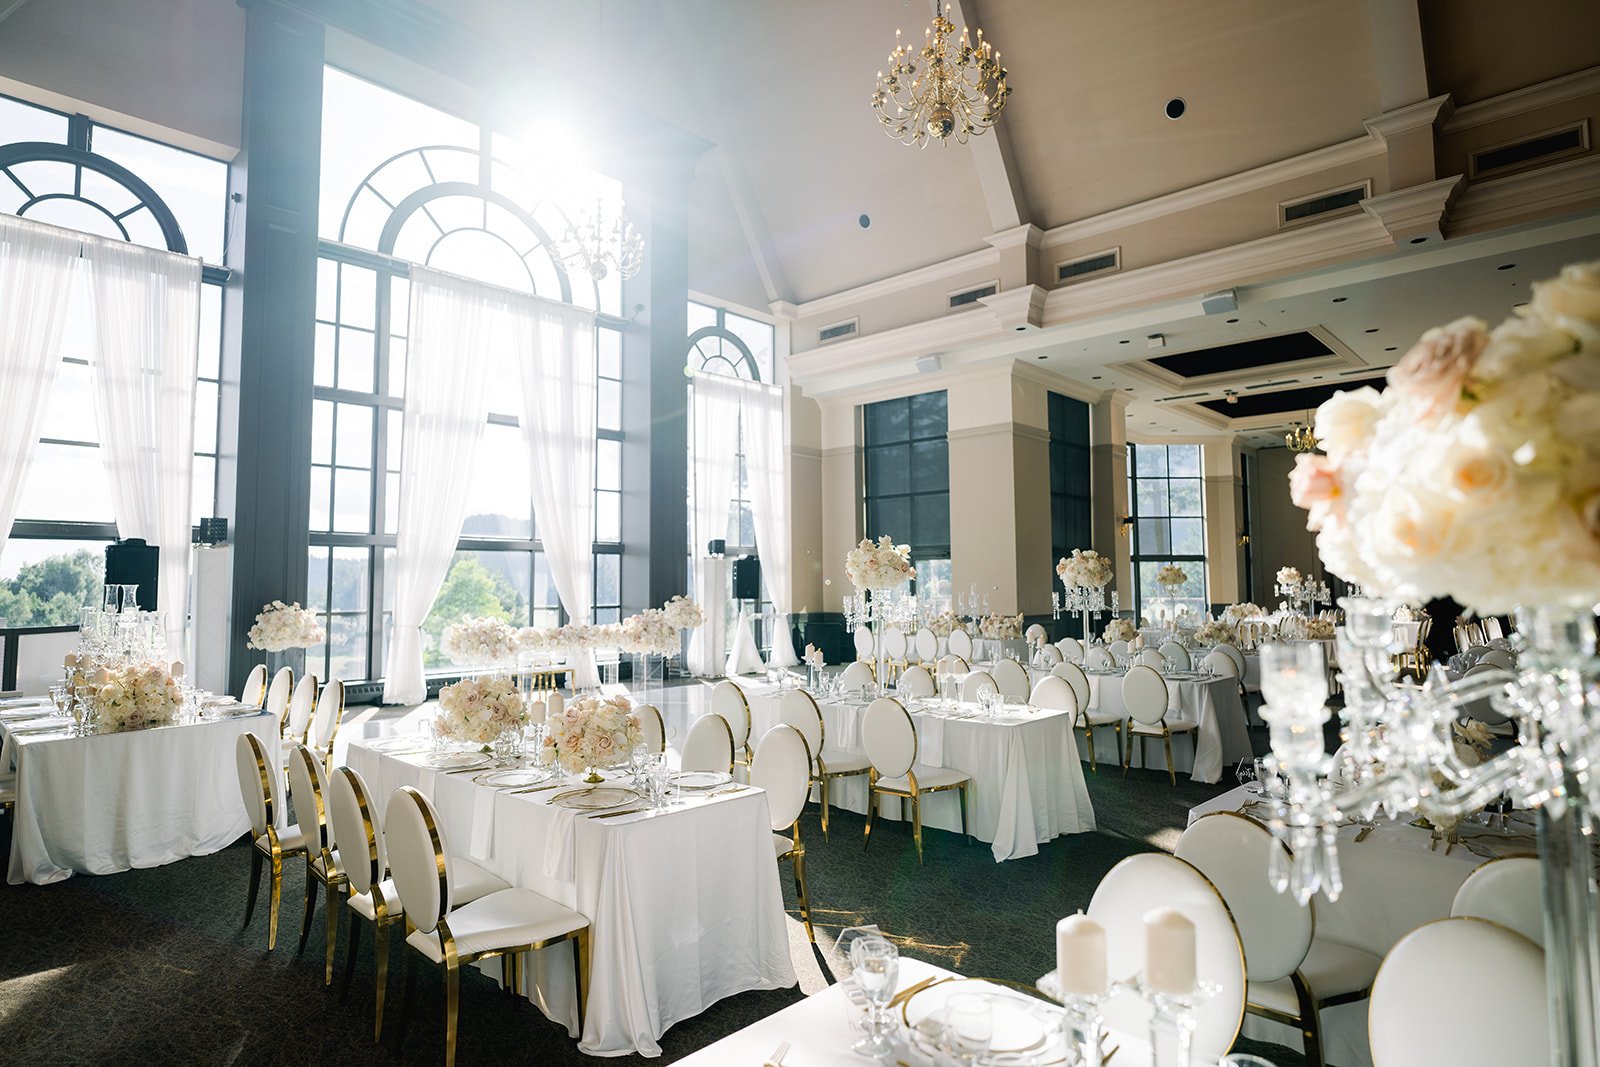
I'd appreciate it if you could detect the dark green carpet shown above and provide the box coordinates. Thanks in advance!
[0,739,1303,1065]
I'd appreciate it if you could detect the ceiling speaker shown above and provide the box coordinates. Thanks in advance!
[915,354,942,374]
[1201,289,1238,315]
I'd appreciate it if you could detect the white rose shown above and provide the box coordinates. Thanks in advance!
[1475,311,1579,382]
[1313,387,1385,463]
[1531,261,1600,343]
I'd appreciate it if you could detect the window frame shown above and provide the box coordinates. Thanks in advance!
[1126,442,1209,621]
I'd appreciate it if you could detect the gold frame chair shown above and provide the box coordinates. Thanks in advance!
[1121,666,1198,787]
[778,688,869,841]
[307,677,347,774]
[331,766,406,1042]
[752,724,818,943]
[861,698,972,864]
[288,743,346,983]
[238,731,307,951]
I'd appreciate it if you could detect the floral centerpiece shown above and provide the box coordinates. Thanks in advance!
[246,601,324,652]
[435,674,525,746]
[515,626,549,661]
[1275,566,1302,587]
[1393,604,1419,622]
[927,610,962,637]
[620,609,678,656]
[1195,619,1237,645]
[544,693,641,781]
[1220,602,1266,624]
[1280,615,1336,641]
[663,595,704,631]
[978,612,1023,639]
[845,535,915,591]
[93,661,183,730]
[1155,564,1189,588]
[1056,548,1114,589]
[442,615,517,668]
[1103,617,1137,643]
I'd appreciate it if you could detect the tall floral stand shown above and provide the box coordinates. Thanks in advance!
[264,647,305,684]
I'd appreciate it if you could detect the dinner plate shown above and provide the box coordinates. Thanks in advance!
[549,786,640,811]
[901,979,1066,1061]
[366,736,433,754]
[476,768,551,789]
[205,705,261,719]
[417,751,492,771]
[669,770,732,791]
[0,707,54,720]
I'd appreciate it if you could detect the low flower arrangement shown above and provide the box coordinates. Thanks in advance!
[663,595,704,630]
[442,616,517,667]
[1220,602,1267,624]
[435,674,525,746]
[1103,617,1138,643]
[246,601,324,652]
[621,608,678,655]
[544,693,641,775]
[978,612,1023,639]
[1280,616,1336,640]
[1195,619,1237,645]
[845,535,915,591]
[927,610,962,637]
[1056,548,1114,589]
[94,660,182,730]
[1155,564,1188,588]
[1275,566,1303,587]
[516,626,549,660]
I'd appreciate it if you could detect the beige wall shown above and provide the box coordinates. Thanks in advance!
[788,388,825,613]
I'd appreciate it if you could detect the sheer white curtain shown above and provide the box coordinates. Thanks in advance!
[85,236,202,660]
[686,373,742,675]
[381,268,501,704]
[512,297,599,687]
[0,216,82,546]
[738,379,798,666]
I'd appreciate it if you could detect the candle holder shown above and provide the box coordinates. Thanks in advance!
[1036,970,1110,1067]
[1114,975,1219,1067]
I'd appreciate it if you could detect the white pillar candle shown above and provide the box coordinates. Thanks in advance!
[1144,907,1196,994]
[1056,913,1107,996]
[528,698,546,725]
[548,691,564,718]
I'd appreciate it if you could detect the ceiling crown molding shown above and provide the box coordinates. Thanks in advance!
[1362,94,1453,145]
[983,223,1043,251]
[1448,154,1600,233]
[1359,174,1464,242]
[978,284,1047,332]
[1442,65,1600,135]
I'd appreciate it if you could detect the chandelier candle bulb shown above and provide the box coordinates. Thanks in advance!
[1144,907,1197,995]
[1056,913,1108,996]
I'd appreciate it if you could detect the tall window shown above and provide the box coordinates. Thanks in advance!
[310,66,625,681]
[0,93,227,625]
[1127,443,1208,620]
[1047,393,1092,572]
[862,391,951,607]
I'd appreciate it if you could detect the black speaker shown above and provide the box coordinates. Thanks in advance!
[731,556,761,601]
[707,539,726,557]
[104,539,159,611]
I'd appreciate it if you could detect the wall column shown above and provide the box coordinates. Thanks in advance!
[1089,393,1131,596]
[1201,437,1243,606]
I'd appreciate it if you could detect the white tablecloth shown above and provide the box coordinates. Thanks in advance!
[3,709,279,885]
[726,608,767,676]
[744,683,1096,862]
[1082,671,1251,783]
[347,740,796,1056]
[1189,785,1488,1067]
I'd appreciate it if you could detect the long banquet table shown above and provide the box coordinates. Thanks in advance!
[1080,669,1251,783]
[1,699,279,885]
[741,680,1097,862]
[346,736,797,1057]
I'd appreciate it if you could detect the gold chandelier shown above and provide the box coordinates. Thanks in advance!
[871,2,1011,147]
[1285,418,1320,453]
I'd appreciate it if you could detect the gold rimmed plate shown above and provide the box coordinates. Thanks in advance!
[367,736,433,755]
[417,751,493,772]
[900,978,1066,1061]
[669,770,732,791]
[476,768,551,789]
[549,786,640,811]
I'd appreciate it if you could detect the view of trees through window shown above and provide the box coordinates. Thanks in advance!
[1127,443,1208,622]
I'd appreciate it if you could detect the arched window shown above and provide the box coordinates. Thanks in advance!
[687,326,762,382]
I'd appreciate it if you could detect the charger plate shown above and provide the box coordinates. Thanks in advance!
[901,978,1066,1062]
[550,786,640,811]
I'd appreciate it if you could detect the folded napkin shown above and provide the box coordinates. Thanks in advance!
[469,785,497,862]
[915,713,947,767]
[542,804,580,881]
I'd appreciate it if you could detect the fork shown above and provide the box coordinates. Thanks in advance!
[763,1040,789,1067]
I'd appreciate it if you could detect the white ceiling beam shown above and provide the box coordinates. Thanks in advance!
[948,0,1028,232]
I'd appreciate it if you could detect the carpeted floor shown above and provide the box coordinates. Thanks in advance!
[0,727,1305,1066]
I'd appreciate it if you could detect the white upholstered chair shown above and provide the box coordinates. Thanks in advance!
[1084,646,1115,671]
[307,678,345,771]
[852,625,874,661]
[1036,644,1063,667]
[240,663,268,708]
[287,743,345,982]
[1177,812,1380,1067]
[1055,637,1083,663]
[913,628,939,663]
[329,765,406,1042]
[710,680,753,765]
[1087,853,1246,1065]
[861,696,971,863]
[388,786,590,1067]
[1451,856,1542,946]
[285,673,318,745]
[1135,648,1166,669]
[991,659,1031,702]
[1202,649,1238,678]
[897,664,936,698]
[750,724,816,941]
[1214,642,1247,675]
[236,731,306,951]
[838,660,877,691]
[681,714,735,774]
[265,666,295,736]
[946,628,973,662]
[881,627,908,682]
[1122,664,1197,786]
[1108,639,1130,664]
[1369,917,1547,1067]
[1042,667,1123,772]
[958,670,998,704]
[1159,641,1192,669]
[1025,623,1047,648]
[777,687,869,840]
[635,702,666,754]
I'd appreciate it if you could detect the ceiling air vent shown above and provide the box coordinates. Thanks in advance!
[817,318,858,345]
[1056,247,1120,284]
[947,281,998,311]
[1157,392,1208,402]
[1470,121,1589,179]
[1279,181,1371,228]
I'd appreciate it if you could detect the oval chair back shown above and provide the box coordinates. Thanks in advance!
[838,660,877,691]
[776,689,824,764]
[1029,675,1078,714]
[947,628,974,661]
[286,674,318,743]
[1201,649,1238,677]
[309,678,345,758]
[992,659,1031,702]
[852,626,874,660]
[1450,856,1543,947]
[882,627,907,661]
[384,786,451,936]
[1215,643,1247,675]
[1037,644,1063,667]
[1459,665,1515,726]
[635,703,666,754]
[1175,813,1313,983]
[750,724,811,831]
[1088,853,1246,1064]
[1051,661,1092,712]
[914,628,938,662]
[1123,665,1170,726]
[329,766,383,898]
[1025,623,1047,647]
[1369,918,1547,1067]
[936,654,968,675]
[1056,637,1083,663]
[862,697,916,779]
[241,663,268,708]
[1135,648,1165,670]
[898,664,936,698]
[265,666,295,734]
[1084,646,1115,671]
[1108,640,1130,665]
[959,670,998,704]
[287,743,331,858]
[681,714,734,773]
[710,680,751,750]
[1159,642,1192,670]
[235,731,275,837]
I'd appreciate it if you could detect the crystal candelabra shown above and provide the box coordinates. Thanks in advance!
[1054,584,1117,643]
[1260,597,1600,1067]
[1275,576,1330,617]
[956,585,990,630]
[843,587,917,694]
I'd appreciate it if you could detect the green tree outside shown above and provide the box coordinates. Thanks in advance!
[421,555,528,668]
[0,550,104,627]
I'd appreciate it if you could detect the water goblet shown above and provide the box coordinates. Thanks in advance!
[848,937,899,1060]
[942,993,994,1066]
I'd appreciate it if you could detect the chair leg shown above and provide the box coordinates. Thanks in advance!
[1084,725,1097,772]
[574,930,592,1029]
[1122,734,1133,778]
[324,884,340,985]
[819,774,830,841]
[444,958,460,1067]
[396,954,416,1047]
[912,793,924,865]
[299,867,319,955]
[1113,723,1124,769]
[243,846,263,931]
[960,784,970,842]
[792,852,815,943]
[863,787,878,851]
[267,852,284,951]
[340,913,362,1003]
[1164,733,1177,787]
[373,924,390,1043]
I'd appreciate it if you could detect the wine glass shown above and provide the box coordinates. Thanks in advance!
[849,937,899,1059]
[942,993,994,1066]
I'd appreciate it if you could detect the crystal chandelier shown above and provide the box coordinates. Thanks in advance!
[870,2,1011,147]
[1284,420,1319,453]
[558,198,644,283]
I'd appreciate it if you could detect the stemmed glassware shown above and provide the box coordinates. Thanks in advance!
[848,937,900,1060]
[941,993,993,1066]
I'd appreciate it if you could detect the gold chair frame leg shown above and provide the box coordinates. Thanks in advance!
[299,862,320,955]
[575,929,591,1028]
[267,850,284,951]
[862,775,879,851]
[325,886,341,985]
[819,773,830,840]
[1082,721,1097,772]
[1163,731,1177,787]
[243,846,264,931]
[911,791,924,865]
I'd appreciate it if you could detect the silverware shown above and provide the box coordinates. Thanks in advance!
[763,1040,789,1067]
[507,782,568,795]
[589,806,650,819]
[886,976,936,1009]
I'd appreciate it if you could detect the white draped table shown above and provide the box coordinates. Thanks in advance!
[346,739,796,1057]
[742,682,1096,862]
[2,705,279,885]
[1080,670,1251,783]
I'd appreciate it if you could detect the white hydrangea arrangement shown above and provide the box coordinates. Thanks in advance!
[1056,548,1114,589]
[1220,603,1267,624]
[1275,566,1303,587]
[516,626,549,659]
[1195,619,1237,645]
[434,674,525,745]
[543,693,641,774]
[927,610,962,637]
[1155,564,1189,588]
[1103,617,1138,643]
[621,608,678,655]
[246,601,324,652]
[93,660,183,730]
[1280,615,1336,641]
[1290,261,1600,613]
[978,612,1023,639]
[663,595,705,630]
[845,535,915,591]
[441,615,518,667]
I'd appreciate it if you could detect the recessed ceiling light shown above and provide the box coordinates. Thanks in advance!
[1497,263,1516,271]
[1091,375,1102,380]
[858,214,871,229]
[1364,328,1378,333]
[1332,297,1348,303]
[1036,354,1047,359]
[1410,236,1427,244]
[1164,98,1187,120]
[1119,339,1130,345]
[1384,346,1397,352]
[1124,388,1134,392]
[1226,318,1239,324]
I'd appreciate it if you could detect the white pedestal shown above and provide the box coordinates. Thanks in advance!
[190,544,233,696]
[688,557,729,677]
